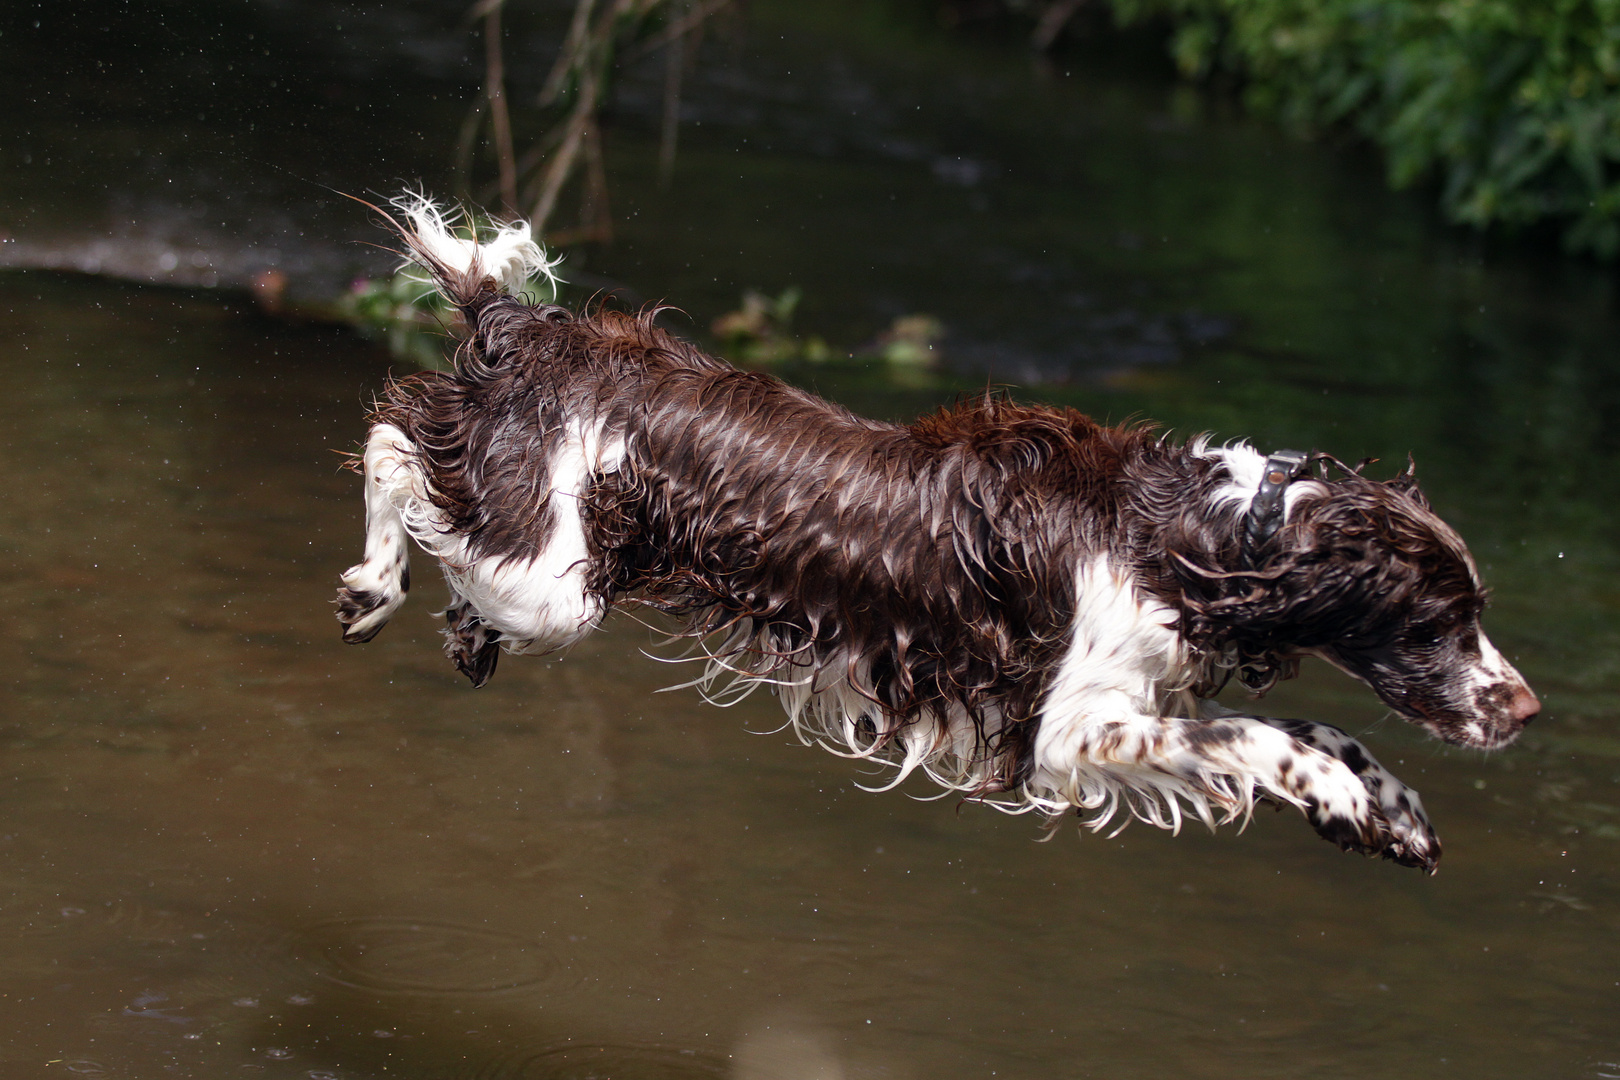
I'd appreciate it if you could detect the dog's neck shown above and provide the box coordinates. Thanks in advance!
[1112,440,1320,696]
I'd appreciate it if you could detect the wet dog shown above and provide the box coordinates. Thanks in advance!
[337,195,1538,873]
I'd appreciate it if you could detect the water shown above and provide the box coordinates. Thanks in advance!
[4,2,1620,1078]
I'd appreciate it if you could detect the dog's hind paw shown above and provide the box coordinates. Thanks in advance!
[443,603,501,688]
[337,554,410,643]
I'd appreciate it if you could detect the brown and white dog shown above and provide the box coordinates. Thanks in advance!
[337,196,1538,873]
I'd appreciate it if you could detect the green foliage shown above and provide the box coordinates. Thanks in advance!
[337,268,561,370]
[338,267,946,385]
[1109,0,1620,254]
[871,314,946,387]
[710,286,832,364]
[336,272,462,371]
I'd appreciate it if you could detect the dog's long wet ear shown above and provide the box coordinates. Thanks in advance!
[1166,546,1303,655]
[1172,491,1400,651]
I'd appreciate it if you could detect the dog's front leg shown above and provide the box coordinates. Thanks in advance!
[1034,710,1440,871]
[1244,714,1440,871]
[337,424,418,643]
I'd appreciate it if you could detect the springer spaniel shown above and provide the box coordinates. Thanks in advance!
[336,196,1539,873]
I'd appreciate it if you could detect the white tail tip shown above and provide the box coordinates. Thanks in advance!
[390,191,564,296]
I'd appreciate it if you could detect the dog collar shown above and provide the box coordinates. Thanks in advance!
[1243,449,1309,554]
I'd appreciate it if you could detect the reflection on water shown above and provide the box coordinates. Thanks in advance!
[3,0,1620,1077]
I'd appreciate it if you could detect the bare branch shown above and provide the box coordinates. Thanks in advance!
[1032,0,1085,52]
[483,1,518,212]
[658,1,688,185]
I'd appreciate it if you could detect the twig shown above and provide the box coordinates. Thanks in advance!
[531,70,601,230]
[483,0,739,235]
[1032,0,1085,52]
[626,0,734,60]
[658,1,687,185]
[540,0,601,108]
[483,0,518,212]
[581,117,614,242]
[454,97,486,189]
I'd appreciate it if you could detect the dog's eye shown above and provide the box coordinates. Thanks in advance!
[1414,611,1466,646]
[1407,626,1444,649]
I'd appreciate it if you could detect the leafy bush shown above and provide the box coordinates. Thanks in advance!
[337,255,562,370]
[1108,0,1620,254]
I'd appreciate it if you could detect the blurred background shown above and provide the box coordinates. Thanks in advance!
[1,2,1618,1078]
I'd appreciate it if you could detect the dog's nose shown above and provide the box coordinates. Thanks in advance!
[1507,685,1540,724]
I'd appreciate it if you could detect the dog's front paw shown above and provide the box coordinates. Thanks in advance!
[1303,789,1390,860]
[1302,778,1441,874]
[1381,807,1442,873]
[1365,772,1442,873]
[1279,750,1441,872]
[1255,716,1442,873]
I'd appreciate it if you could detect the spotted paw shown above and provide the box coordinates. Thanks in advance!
[1370,779,1442,873]
[1255,715,1442,873]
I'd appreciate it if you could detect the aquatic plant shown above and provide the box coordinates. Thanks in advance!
[710,288,946,383]
[875,314,946,370]
[709,286,838,365]
[340,268,945,385]
[1098,0,1620,255]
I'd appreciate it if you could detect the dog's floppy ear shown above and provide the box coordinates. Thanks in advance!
[1173,549,1298,627]
[1170,488,1413,656]
[1168,546,1300,650]
[1168,543,1319,697]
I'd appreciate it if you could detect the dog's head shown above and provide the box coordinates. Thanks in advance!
[1173,460,1538,749]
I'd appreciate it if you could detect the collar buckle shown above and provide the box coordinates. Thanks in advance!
[1243,449,1309,556]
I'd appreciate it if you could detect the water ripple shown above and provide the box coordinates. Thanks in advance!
[306,916,557,997]
[469,1042,727,1080]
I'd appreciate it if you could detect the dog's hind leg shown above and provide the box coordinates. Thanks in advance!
[337,424,418,643]
[434,420,622,663]
[442,593,501,687]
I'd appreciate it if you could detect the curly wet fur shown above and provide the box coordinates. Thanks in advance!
[336,196,1539,873]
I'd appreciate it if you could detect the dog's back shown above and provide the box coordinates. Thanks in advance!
[369,266,1145,794]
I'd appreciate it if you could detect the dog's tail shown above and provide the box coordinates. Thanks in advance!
[388,191,562,312]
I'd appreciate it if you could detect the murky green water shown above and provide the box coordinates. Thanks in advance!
[5,2,1620,1078]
